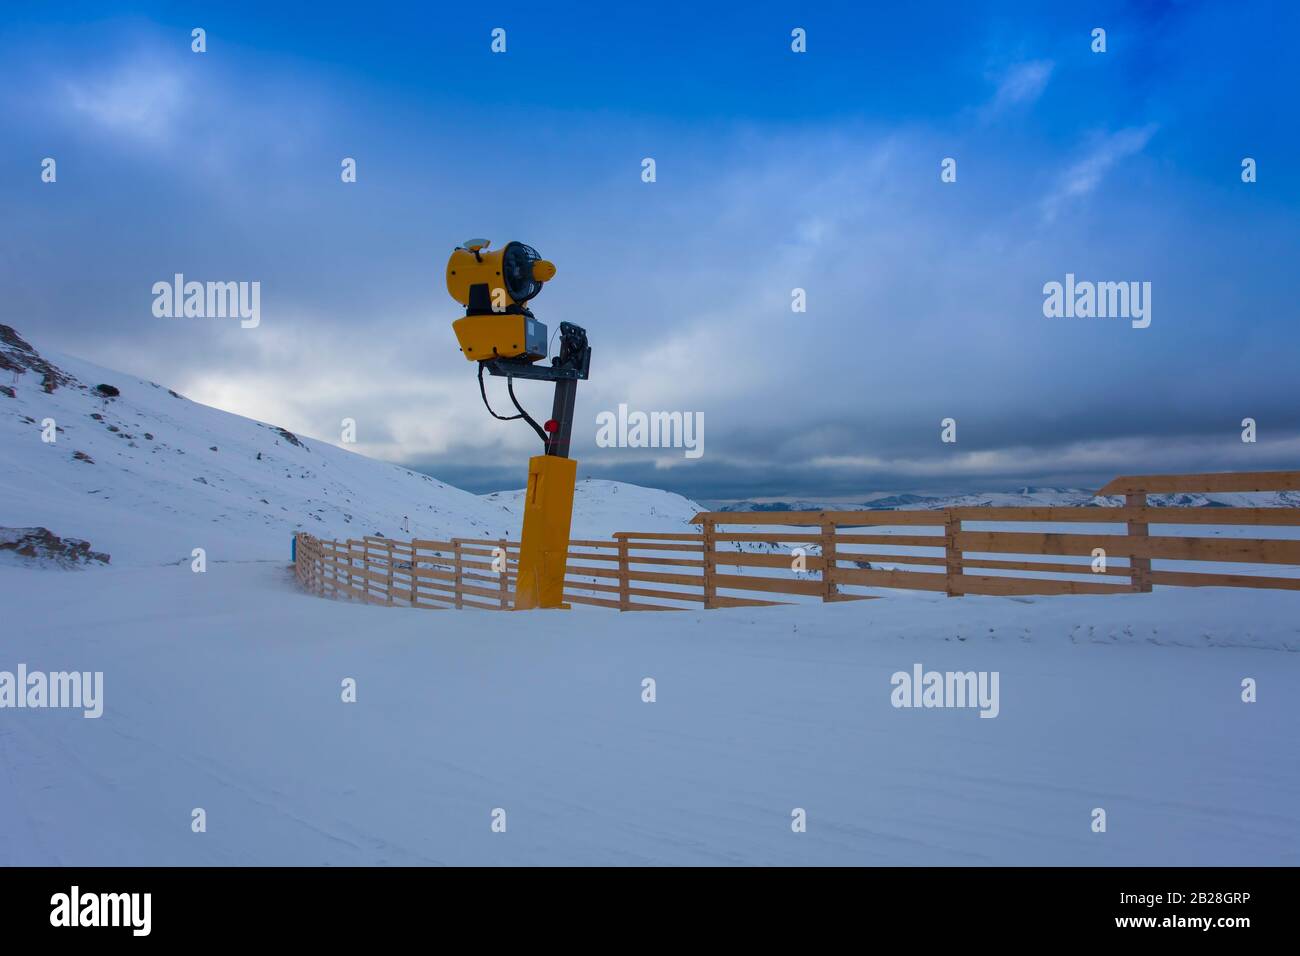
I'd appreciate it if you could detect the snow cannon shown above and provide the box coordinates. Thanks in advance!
[444,238,591,611]
[447,239,557,362]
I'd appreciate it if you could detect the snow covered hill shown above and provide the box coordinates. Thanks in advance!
[484,478,705,538]
[0,324,515,566]
[0,325,701,567]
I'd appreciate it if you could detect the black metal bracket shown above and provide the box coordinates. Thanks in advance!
[480,321,590,383]
[479,322,591,458]
[480,359,584,383]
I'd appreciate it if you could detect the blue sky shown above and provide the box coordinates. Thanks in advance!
[2,0,1297,500]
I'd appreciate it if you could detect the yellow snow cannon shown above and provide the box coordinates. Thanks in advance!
[443,238,590,610]
[446,239,557,362]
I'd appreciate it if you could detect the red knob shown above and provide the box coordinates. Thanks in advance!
[543,419,559,433]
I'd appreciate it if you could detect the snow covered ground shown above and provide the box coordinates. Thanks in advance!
[1,560,1297,866]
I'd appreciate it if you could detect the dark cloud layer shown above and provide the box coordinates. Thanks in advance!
[3,4,1297,501]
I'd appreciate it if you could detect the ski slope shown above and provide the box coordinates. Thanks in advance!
[1,561,1297,865]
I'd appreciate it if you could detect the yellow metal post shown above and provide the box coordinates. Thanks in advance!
[513,454,577,610]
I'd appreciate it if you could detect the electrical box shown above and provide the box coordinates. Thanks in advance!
[452,314,548,362]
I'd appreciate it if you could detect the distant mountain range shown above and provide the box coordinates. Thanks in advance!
[717,486,1300,512]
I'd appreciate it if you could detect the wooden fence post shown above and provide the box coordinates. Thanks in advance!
[343,542,350,596]
[820,519,838,602]
[944,512,963,597]
[452,539,464,609]
[702,518,717,609]
[385,539,395,605]
[408,539,420,607]
[498,538,510,609]
[617,535,630,611]
[345,539,356,600]
[359,540,372,604]
[362,540,371,602]
[320,539,327,595]
[1126,492,1152,592]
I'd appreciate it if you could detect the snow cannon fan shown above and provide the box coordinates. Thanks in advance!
[443,238,592,611]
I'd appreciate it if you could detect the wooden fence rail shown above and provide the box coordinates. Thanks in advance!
[293,470,1300,610]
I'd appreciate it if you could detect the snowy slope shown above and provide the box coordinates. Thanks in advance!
[1,560,1297,866]
[0,326,702,567]
[0,325,514,566]
[484,478,704,538]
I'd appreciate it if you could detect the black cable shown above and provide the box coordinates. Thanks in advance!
[478,362,520,420]
[508,376,549,446]
[478,362,548,446]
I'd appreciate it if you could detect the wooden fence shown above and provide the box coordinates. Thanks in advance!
[293,470,1300,610]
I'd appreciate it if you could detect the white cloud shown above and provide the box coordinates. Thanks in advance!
[1040,124,1158,221]
[64,62,188,144]
[987,60,1054,113]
